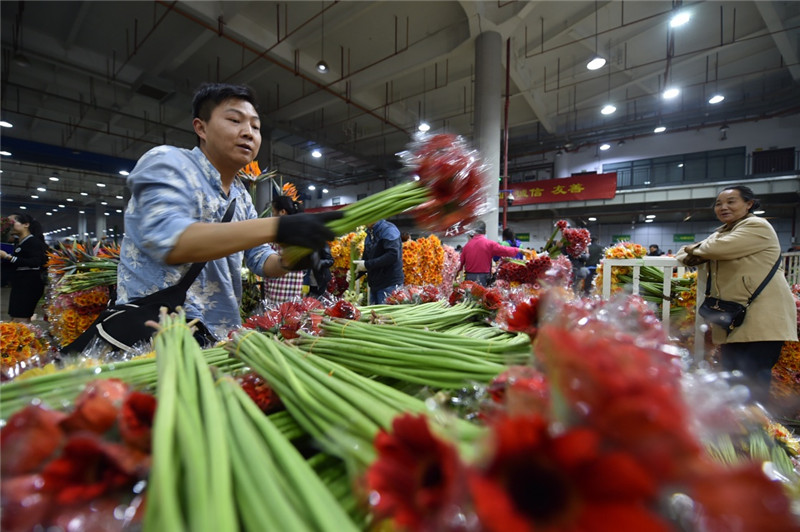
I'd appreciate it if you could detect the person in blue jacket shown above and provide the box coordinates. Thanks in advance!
[361,219,404,304]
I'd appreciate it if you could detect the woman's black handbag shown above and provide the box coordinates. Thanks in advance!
[62,200,236,353]
[698,255,782,334]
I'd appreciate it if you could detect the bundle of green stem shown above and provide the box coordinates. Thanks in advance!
[0,348,241,420]
[146,310,358,531]
[55,265,119,293]
[618,265,694,313]
[231,329,486,466]
[49,242,121,293]
[282,181,430,264]
[291,319,531,388]
[351,300,490,328]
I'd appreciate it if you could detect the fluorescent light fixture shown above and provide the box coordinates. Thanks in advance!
[46,212,52,216]
[418,122,431,132]
[67,198,74,202]
[654,126,667,133]
[315,60,329,73]
[753,210,765,215]
[678,163,684,168]
[308,185,316,191]
[643,181,651,185]
[79,210,85,214]
[599,143,611,151]
[37,187,46,192]
[81,192,88,196]
[101,201,108,205]
[30,195,39,199]
[49,176,59,181]
[116,195,124,199]
[670,11,691,28]
[311,149,322,158]
[588,217,597,221]
[119,170,130,176]
[0,121,12,128]
[586,56,606,70]
[644,219,654,223]
[662,87,680,99]
[58,204,65,208]
[116,209,123,213]
[96,183,106,187]
[0,150,11,156]
[19,206,26,210]
[646,214,656,219]
[322,188,328,194]
[600,104,616,115]
[708,94,725,104]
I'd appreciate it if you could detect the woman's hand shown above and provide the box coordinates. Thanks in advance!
[0,250,11,260]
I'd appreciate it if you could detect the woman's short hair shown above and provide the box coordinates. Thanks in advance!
[721,185,761,212]
[271,195,303,215]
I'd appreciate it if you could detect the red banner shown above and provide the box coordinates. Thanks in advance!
[500,173,617,206]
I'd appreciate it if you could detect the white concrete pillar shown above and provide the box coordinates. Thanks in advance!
[474,31,503,243]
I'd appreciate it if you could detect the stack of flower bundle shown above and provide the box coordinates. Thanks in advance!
[402,234,445,286]
[0,322,53,380]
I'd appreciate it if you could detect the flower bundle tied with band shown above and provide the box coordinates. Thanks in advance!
[280,133,491,266]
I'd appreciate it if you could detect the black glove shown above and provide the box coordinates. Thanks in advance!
[281,250,320,271]
[276,212,343,249]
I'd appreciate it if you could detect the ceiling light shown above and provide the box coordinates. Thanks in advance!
[600,104,616,115]
[0,151,11,156]
[116,195,123,199]
[708,94,725,104]
[646,214,656,219]
[308,185,316,191]
[101,201,108,206]
[49,176,59,181]
[588,217,597,222]
[586,56,606,70]
[413,175,420,181]
[643,181,651,185]
[58,204,65,208]
[753,210,765,215]
[19,205,26,210]
[66,198,74,202]
[96,183,106,187]
[45,212,52,216]
[36,187,46,192]
[418,122,431,133]
[669,11,691,28]
[654,126,667,133]
[30,194,38,199]
[644,219,654,223]
[79,210,85,214]
[316,60,329,74]
[678,163,684,168]
[322,188,328,194]
[81,192,88,196]
[599,143,611,151]
[116,209,123,213]
[0,121,12,128]
[662,87,680,99]
[311,149,322,158]
[104,212,110,216]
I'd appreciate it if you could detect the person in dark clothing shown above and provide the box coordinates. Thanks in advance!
[361,219,404,304]
[0,213,49,322]
[308,243,334,298]
[648,244,664,256]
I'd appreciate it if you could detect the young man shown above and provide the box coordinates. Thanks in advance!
[117,82,339,338]
[361,219,404,304]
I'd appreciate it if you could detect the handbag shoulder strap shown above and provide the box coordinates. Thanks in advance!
[175,198,237,291]
[705,254,783,305]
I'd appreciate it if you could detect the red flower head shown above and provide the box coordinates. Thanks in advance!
[486,366,550,419]
[504,297,541,337]
[1,404,66,475]
[688,463,799,532]
[41,433,149,505]
[555,220,568,231]
[237,371,283,413]
[325,300,362,320]
[119,391,157,453]
[60,379,129,435]
[366,414,467,531]
[468,415,669,532]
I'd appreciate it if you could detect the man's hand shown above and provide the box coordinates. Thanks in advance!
[276,212,343,249]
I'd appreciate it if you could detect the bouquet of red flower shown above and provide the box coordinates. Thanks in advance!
[281,133,491,265]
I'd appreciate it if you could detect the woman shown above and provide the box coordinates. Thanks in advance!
[0,213,49,322]
[676,186,796,401]
[263,195,305,305]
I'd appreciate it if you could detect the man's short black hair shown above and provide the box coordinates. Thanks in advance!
[192,82,260,121]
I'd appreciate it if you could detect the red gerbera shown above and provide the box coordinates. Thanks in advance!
[118,391,157,453]
[504,297,541,337]
[366,414,467,531]
[467,415,670,532]
[41,433,149,505]
[0,404,66,475]
[60,379,129,435]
